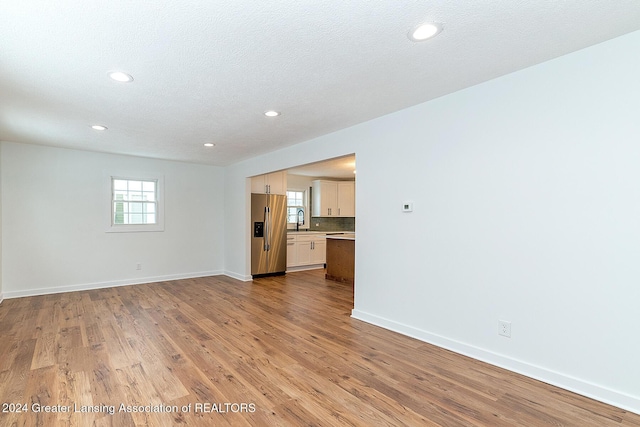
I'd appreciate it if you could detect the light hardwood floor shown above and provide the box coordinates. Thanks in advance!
[0,270,638,426]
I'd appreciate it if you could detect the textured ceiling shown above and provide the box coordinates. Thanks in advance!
[2,1,640,166]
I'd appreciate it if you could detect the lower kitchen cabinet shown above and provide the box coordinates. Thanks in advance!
[286,233,327,270]
[310,239,326,264]
[286,235,296,266]
[296,241,312,265]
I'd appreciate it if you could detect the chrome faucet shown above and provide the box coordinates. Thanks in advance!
[296,209,304,231]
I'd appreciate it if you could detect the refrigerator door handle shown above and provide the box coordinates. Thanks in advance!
[264,206,271,251]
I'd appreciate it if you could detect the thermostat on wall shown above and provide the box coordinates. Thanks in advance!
[402,201,413,212]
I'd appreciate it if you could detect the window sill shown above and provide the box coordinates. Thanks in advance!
[106,224,165,233]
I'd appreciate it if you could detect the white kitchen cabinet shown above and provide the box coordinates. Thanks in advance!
[310,238,326,264]
[296,241,312,265]
[251,175,267,194]
[251,171,287,195]
[286,235,297,268]
[312,180,337,216]
[286,233,327,270]
[312,180,355,217]
[337,181,355,217]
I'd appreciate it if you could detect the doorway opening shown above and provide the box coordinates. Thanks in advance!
[249,153,356,309]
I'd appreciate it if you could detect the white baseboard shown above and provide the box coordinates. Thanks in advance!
[351,309,640,416]
[223,271,253,282]
[0,293,4,305]
[3,270,224,299]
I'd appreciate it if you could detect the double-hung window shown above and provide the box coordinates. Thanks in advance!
[287,190,306,226]
[108,176,164,232]
[113,178,157,224]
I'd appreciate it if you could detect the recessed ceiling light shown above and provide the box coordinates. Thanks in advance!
[108,71,134,82]
[264,110,280,117]
[91,125,107,131]
[408,23,443,42]
[204,143,215,147]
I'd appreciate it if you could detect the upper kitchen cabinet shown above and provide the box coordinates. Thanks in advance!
[251,171,287,195]
[312,180,355,217]
[336,181,355,217]
[312,180,337,216]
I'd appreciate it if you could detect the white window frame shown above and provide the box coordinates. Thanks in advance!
[106,173,165,233]
[286,189,308,230]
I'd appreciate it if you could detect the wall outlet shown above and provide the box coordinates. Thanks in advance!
[498,320,511,338]
[136,263,142,270]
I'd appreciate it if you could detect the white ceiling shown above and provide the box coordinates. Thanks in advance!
[288,154,356,179]
[2,1,640,166]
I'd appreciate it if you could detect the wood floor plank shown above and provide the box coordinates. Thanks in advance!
[333,372,440,427]
[30,331,56,370]
[66,370,95,426]
[1,338,36,400]
[1,269,639,426]
[144,306,268,400]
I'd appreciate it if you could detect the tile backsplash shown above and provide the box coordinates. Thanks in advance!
[309,216,355,232]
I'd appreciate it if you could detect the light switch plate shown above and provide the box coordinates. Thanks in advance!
[402,201,413,212]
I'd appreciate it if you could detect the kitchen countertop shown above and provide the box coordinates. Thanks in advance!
[287,230,355,235]
[325,234,355,240]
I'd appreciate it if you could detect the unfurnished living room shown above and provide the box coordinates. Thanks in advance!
[1,1,640,426]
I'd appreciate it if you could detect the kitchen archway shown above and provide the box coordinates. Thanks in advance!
[250,154,356,308]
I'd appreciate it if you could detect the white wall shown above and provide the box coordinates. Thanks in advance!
[0,144,3,303]
[224,31,640,413]
[287,174,313,192]
[1,142,225,297]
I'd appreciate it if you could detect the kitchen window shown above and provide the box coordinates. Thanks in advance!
[286,190,306,226]
[107,175,164,232]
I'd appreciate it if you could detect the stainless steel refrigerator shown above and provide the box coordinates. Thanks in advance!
[251,193,287,277]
